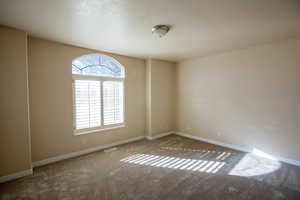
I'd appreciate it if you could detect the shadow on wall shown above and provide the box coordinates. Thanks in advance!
[120,146,281,177]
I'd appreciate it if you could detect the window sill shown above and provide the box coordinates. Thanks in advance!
[73,124,125,136]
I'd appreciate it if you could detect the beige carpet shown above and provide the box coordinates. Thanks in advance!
[1,135,300,199]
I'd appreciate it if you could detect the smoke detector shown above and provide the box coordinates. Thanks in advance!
[152,25,170,38]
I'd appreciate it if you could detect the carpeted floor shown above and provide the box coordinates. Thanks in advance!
[1,135,300,200]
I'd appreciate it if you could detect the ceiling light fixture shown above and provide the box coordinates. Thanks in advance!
[152,25,170,38]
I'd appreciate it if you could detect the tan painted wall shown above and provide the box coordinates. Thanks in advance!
[0,26,32,176]
[28,37,146,162]
[145,59,152,136]
[177,37,300,161]
[146,59,176,137]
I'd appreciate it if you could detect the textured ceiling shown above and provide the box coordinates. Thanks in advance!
[0,0,300,61]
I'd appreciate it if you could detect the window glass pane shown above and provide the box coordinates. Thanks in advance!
[103,81,124,125]
[74,80,101,130]
[72,54,123,77]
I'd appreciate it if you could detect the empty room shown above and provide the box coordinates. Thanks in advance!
[1,0,300,199]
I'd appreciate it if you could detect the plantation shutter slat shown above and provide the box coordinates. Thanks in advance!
[103,81,124,125]
[74,80,101,130]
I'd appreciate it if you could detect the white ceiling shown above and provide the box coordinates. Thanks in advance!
[0,0,300,61]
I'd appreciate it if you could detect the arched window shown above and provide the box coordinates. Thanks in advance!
[72,54,124,78]
[72,54,125,135]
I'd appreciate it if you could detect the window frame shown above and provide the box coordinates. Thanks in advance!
[72,56,125,136]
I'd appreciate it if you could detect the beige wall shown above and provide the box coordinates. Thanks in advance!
[146,59,176,137]
[3,23,299,179]
[28,37,146,162]
[177,37,300,161]
[0,26,32,176]
[145,59,152,136]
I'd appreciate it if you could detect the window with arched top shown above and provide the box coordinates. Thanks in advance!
[72,54,124,78]
[72,54,125,135]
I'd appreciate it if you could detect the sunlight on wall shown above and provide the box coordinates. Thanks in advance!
[121,154,226,173]
[252,148,278,160]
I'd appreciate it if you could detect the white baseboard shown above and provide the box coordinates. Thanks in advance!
[267,153,300,166]
[0,169,33,184]
[33,131,175,168]
[146,131,175,140]
[175,132,251,153]
[5,131,298,184]
[32,136,145,167]
[175,131,300,167]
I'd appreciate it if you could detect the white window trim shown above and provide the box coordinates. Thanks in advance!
[72,74,125,136]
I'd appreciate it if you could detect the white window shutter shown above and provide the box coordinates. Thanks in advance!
[103,81,124,125]
[74,80,101,130]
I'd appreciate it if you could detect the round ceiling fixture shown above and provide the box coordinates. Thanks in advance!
[152,25,170,38]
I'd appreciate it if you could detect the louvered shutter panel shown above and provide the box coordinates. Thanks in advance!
[103,81,124,125]
[74,80,101,130]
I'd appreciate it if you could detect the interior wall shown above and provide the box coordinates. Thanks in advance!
[145,59,152,136]
[0,26,32,176]
[28,37,146,162]
[146,59,176,137]
[177,37,300,161]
